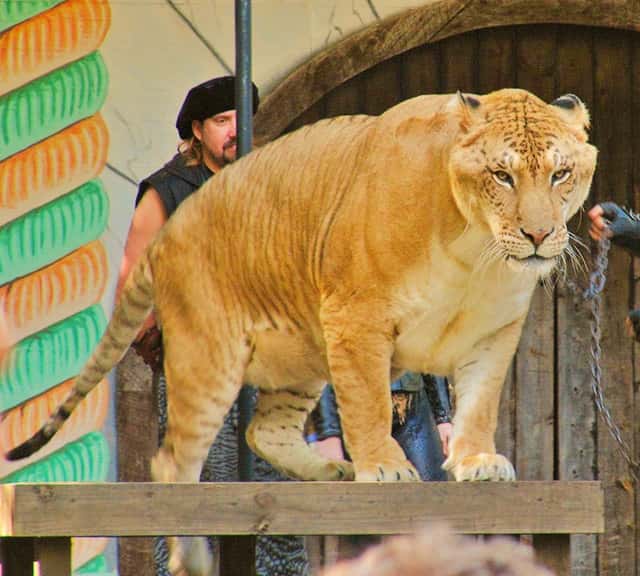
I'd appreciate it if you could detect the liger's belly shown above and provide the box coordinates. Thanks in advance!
[244,329,328,390]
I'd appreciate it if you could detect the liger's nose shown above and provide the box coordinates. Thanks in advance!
[521,227,554,246]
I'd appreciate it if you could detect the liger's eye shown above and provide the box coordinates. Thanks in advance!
[552,169,571,185]
[492,170,514,187]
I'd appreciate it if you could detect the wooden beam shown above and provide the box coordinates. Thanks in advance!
[0,537,33,576]
[0,482,604,537]
[35,538,71,576]
[532,534,570,576]
[254,0,640,141]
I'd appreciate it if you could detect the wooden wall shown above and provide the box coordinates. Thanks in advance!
[271,24,639,576]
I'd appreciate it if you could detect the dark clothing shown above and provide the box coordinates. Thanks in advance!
[311,373,451,481]
[391,385,448,481]
[596,202,640,257]
[392,372,451,425]
[137,155,309,576]
[310,385,342,442]
[136,153,213,215]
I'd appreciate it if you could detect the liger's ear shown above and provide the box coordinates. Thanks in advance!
[455,91,482,132]
[550,93,591,137]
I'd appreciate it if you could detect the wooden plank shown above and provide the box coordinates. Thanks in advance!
[360,56,403,116]
[532,534,570,576]
[440,31,477,93]
[477,27,516,93]
[279,99,325,138]
[592,28,636,576]
[324,75,362,118]
[35,538,71,576]
[513,26,557,482]
[476,27,517,464]
[0,537,34,576]
[553,25,598,576]
[254,0,640,141]
[401,42,441,98]
[116,348,157,576]
[219,536,256,576]
[0,482,604,537]
[633,29,640,576]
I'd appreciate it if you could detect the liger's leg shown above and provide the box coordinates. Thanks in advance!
[320,297,418,482]
[247,382,354,481]
[151,322,251,576]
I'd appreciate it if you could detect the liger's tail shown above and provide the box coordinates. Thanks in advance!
[5,253,154,461]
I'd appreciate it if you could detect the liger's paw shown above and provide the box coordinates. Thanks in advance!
[327,460,355,481]
[307,459,355,481]
[355,458,420,482]
[448,453,516,482]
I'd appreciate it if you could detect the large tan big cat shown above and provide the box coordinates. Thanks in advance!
[6,88,598,576]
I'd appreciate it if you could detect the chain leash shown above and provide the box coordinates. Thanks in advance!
[584,237,640,481]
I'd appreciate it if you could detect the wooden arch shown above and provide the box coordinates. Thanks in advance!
[254,0,640,141]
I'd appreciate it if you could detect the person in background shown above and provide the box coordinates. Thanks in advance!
[588,202,640,340]
[118,75,310,576]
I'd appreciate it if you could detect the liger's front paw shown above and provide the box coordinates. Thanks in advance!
[447,453,516,481]
[320,460,355,481]
[354,458,420,481]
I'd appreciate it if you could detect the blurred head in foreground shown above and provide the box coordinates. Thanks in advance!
[320,525,553,576]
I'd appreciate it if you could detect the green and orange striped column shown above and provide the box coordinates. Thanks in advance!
[0,1,114,574]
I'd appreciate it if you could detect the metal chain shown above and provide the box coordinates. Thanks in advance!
[584,237,640,481]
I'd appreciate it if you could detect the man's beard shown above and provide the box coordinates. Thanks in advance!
[204,139,236,169]
[221,139,237,165]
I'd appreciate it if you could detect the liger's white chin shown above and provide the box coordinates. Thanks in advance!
[504,254,559,277]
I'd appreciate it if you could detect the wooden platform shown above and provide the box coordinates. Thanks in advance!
[0,481,604,575]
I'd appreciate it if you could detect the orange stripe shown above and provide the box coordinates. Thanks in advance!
[0,241,109,344]
[0,0,111,96]
[0,115,109,224]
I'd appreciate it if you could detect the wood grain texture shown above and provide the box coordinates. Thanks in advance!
[533,534,571,576]
[554,26,598,576]
[591,28,636,576]
[254,0,640,141]
[0,482,604,537]
[115,348,157,576]
[632,31,640,576]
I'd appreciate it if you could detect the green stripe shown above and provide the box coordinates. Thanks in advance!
[0,179,109,285]
[0,0,65,33]
[0,305,107,411]
[75,554,117,576]
[0,52,109,160]
[0,431,110,482]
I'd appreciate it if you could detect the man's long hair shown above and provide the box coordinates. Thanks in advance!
[178,137,202,166]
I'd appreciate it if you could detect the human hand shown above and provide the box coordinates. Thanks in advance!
[436,422,453,457]
[131,325,163,372]
[310,436,345,460]
[588,202,640,255]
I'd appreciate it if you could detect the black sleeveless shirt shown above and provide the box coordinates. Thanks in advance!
[136,153,213,217]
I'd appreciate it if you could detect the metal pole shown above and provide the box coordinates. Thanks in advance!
[234,0,254,482]
[235,0,253,157]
